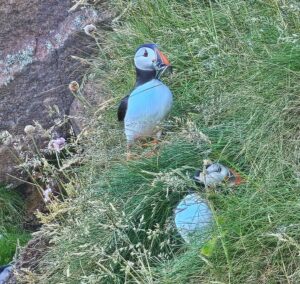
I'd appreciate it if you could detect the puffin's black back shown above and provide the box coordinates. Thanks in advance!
[117,95,129,121]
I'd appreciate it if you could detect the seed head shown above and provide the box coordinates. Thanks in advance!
[24,125,36,136]
[69,81,79,92]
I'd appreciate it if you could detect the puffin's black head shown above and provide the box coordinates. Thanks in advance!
[134,43,171,77]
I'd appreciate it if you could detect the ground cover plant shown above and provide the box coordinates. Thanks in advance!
[28,0,299,283]
[0,186,31,265]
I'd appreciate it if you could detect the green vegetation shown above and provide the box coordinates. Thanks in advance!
[32,0,300,283]
[0,186,31,265]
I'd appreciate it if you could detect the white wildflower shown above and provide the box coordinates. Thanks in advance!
[43,187,53,203]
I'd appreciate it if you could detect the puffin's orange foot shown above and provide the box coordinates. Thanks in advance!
[141,139,159,148]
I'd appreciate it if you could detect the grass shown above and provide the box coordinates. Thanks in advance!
[27,0,300,283]
[0,186,31,265]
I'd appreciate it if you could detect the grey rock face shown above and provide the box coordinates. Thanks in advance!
[0,1,110,185]
[69,81,107,135]
[0,144,19,186]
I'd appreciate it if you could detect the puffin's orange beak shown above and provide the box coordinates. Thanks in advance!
[154,48,172,76]
[157,49,171,66]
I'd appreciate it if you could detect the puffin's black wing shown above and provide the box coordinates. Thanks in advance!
[118,95,129,121]
[0,265,10,273]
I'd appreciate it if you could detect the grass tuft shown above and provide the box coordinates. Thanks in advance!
[0,186,31,265]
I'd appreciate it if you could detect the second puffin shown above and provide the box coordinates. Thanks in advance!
[118,44,173,157]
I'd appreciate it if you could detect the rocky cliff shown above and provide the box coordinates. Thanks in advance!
[0,0,110,186]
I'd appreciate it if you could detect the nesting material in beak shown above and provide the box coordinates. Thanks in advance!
[154,48,172,79]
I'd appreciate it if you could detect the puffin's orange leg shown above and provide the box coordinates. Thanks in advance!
[141,139,159,147]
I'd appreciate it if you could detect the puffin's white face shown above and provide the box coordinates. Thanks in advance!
[134,47,157,71]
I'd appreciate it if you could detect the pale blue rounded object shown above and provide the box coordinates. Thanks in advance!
[175,193,213,243]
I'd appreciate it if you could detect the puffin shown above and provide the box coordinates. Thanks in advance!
[0,264,12,284]
[194,159,243,187]
[118,43,173,156]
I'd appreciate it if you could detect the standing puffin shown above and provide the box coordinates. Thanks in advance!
[118,44,172,156]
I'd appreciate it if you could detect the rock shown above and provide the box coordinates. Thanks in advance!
[6,235,49,284]
[20,183,46,231]
[69,80,108,135]
[0,0,112,185]
[0,139,25,188]
[0,128,49,188]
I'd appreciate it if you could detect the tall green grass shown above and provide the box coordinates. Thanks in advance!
[0,186,31,265]
[31,0,300,283]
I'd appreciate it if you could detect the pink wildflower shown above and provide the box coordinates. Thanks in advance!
[48,137,66,152]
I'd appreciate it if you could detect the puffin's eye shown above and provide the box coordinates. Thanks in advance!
[143,49,148,57]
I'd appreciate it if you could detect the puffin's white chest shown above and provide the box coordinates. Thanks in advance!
[125,79,173,143]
